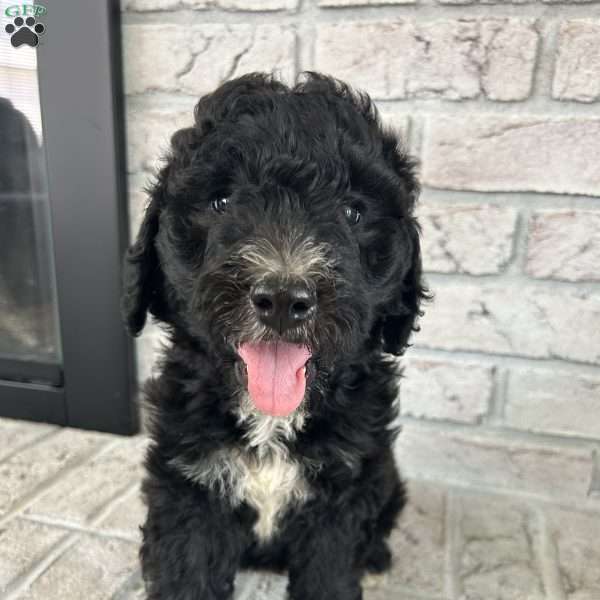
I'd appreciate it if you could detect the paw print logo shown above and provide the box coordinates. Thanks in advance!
[5,16,45,48]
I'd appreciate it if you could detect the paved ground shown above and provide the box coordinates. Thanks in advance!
[1,418,599,600]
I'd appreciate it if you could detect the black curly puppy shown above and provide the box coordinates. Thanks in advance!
[123,72,426,600]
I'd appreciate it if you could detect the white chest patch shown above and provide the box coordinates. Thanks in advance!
[173,397,311,542]
[237,449,308,540]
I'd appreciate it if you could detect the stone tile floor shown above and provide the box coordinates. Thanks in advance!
[1,418,599,600]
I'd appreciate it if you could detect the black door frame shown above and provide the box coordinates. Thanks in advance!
[0,0,138,434]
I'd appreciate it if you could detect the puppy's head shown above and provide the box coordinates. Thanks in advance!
[123,73,426,417]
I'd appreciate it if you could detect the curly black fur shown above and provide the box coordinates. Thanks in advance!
[123,72,427,600]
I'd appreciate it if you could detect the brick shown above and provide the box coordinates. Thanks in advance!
[400,357,493,424]
[0,519,67,593]
[526,210,600,282]
[123,24,295,96]
[553,21,600,102]
[0,429,109,517]
[422,115,600,196]
[315,19,537,101]
[19,535,138,600]
[26,438,147,526]
[416,283,600,365]
[480,19,539,101]
[546,508,600,599]
[455,494,544,600]
[0,419,56,463]
[126,106,193,174]
[505,368,600,439]
[395,423,594,503]
[382,481,446,597]
[418,202,517,275]
[96,485,146,542]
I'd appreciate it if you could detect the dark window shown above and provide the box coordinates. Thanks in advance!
[0,0,137,434]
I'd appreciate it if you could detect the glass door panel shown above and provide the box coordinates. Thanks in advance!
[0,30,62,378]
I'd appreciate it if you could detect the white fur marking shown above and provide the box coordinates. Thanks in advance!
[362,573,390,589]
[238,234,334,282]
[173,396,310,542]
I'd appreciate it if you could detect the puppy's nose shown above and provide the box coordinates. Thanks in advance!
[251,279,316,333]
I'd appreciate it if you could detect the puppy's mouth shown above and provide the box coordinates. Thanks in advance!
[238,341,311,417]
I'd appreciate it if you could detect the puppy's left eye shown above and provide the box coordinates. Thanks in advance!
[343,206,361,225]
[211,197,229,213]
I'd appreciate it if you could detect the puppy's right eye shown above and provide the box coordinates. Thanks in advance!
[211,197,229,213]
[343,205,361,225]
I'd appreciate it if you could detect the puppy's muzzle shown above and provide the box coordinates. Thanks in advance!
[250,276,316,334]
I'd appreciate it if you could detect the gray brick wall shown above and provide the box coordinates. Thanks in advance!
[121,0,600,512]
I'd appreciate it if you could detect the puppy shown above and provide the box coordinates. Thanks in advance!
[123,72,426,600]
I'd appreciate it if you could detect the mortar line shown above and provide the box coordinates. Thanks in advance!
[405,473,600,517]
[3,532,79,600]
[483,364,505,426]
[11,481,143,595]
[88,481,143,526]
[121,3,600,25]
[587,448,600,498]
[127,164,600,211]
[542,17,562,104]
[408,344,600,374]
[506,207,531,276]
[425,269,600,291]
[528,17,554,104]
[0,426,61,467]
[384,591,442,600]
[443,490,462,600]
[408,113,423,158]
[398,415,600,450]
[297,0,317,72]
[536,510,568,600]
[125,86,600,117]
[292,25,302,78]
[111,568,144,600]
[21,513,140,545]
[372,97,600,115]
[495,367,509,423]
[417,187,600,209]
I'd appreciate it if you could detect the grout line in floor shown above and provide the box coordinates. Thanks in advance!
[0,438,123,529]
[0,427,61,467]
[3,532,79,600]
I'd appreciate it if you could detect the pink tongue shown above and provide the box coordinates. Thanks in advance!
[238,341,311,417]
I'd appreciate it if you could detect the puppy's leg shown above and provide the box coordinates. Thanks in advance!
[364,470,406,575]
[140,473,248,600]
[286,506,364,600]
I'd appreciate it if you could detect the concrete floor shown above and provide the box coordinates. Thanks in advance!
[1,417,598,600]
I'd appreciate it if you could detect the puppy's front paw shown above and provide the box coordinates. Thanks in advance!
[361,572,390,589]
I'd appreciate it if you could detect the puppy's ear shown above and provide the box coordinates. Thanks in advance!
[121,196,163,336]
[375,124,428,355]
[381,218,427,356]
